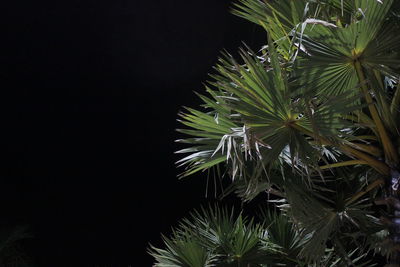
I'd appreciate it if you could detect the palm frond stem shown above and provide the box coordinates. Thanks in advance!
[391,77,400,114]
[347,142,382,157]
[319,160,368,170]
[345,179,385,206]
[352,111,378,136]
[354,60,399,165]
[373,70,385,91]
[290,123,390,175]
[351,135,378,141]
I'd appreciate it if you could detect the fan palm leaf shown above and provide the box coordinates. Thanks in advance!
[153,0,400,266]
[149,232,217,267]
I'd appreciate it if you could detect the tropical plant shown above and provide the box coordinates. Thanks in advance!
[150,0,400,266]
[0,225,34,267]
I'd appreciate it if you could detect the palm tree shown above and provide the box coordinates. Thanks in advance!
[150,0,400,266]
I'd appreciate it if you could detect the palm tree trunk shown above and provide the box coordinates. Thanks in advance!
[385,169,400,267]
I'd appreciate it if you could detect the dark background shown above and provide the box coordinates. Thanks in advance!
[1,0,265,266]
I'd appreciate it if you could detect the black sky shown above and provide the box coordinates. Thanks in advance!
[1,0,265,266]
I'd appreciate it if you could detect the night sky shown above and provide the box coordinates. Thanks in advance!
[1,0,265,266]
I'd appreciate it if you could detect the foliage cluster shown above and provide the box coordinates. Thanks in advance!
[150,0,400,265]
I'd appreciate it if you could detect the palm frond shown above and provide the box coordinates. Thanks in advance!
[155,0,400,265]
[149,231,217,267]
[150,205,292,266]
[258,208,307,259]
[279,168,383,264]
[294,0,399,98]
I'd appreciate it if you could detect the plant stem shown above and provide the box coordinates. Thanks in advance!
[345,179,384,205]
[347,142,382,157]
[319,160,368,170]
[391,77,400,115]
[291,123,389,175]
[354,60,399,165]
